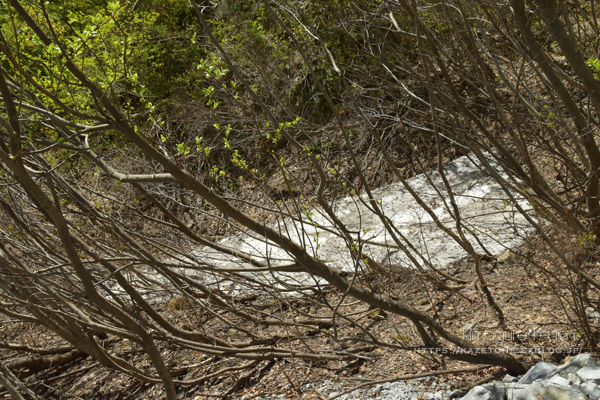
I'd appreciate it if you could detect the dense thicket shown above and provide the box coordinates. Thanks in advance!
[1,0,600,398]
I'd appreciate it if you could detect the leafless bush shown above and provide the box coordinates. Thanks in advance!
[0,0,599,398]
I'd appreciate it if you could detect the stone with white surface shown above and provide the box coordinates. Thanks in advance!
[460,386,494,400]
[457,354,600,400]
[307,354,600,400]
[545,375,571,388]
[480,383,506,399]
[567,384,591,400]
[580,381,600,398]
[576,365,600,383]
[548,353,599,379]
[517,361,556,384]
[566,372,581,384]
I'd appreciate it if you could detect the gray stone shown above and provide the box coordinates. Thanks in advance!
[566,372,581,384]
[586,307,595,314]
[567,383,590,400]
[580,381,600,398]
[313,354,600,400]
[503,380,591,400]
[481,382,506,399]
[502,374,518,383]
[505,386,523,399]
[546,375,571,388]
[514,381,543,399]
[497,250,518,262]
[515,382,573,400]
[585,307,600,320]
[589,312,600,320]
[460,386,494,400]
[518,361,557,384]
[548,353,599,379]
[576,365,600,383]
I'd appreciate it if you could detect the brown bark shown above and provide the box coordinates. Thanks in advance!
[5,349,88,379]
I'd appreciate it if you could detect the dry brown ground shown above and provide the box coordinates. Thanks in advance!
[2,229,598,400]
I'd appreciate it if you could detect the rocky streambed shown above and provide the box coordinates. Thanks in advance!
[311,353,600,400]
[459,353,600,400]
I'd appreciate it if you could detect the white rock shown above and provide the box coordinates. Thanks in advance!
[585,307,600,320]
[506,387,523,399]
[580,381,600,398]
[566,372,581,384]
[460,386,494,400]
[481,383,506,399]
[546,375,571,388]
[515,382,576,400]
[567,384,591,400]
[548,353,598,379]
[514,381,544,400]
[576,365,600,383]
[518,361,557,384]
[497,250,518,262]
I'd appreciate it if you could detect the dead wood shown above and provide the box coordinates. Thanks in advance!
[5,349,88,379]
